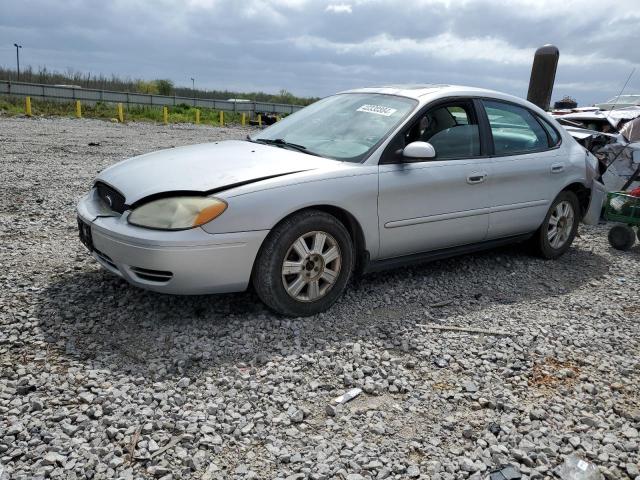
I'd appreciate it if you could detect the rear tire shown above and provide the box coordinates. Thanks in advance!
[608,225,636,251]
[533,191,580,259]
[252,210,354,317]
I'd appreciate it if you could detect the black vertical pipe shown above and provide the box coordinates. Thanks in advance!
[527,45,559,111]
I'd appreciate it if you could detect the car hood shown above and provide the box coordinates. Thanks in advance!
[96,140,343,205]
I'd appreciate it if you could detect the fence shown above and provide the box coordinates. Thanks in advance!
[0,80,305,115]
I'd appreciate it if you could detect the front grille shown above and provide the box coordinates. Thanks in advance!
[95,182,127,214]
[130,266,173,283]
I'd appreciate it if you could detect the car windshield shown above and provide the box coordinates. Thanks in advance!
[251,93,417,162]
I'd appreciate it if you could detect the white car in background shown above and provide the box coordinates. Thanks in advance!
[595,94,640,111]
[77,84,600,316]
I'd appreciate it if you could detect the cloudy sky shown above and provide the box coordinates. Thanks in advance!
[1,0,639,105]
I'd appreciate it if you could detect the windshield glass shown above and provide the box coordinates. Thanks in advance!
[251,93,417,162]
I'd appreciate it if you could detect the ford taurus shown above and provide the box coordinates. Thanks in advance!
[77,85,601,316]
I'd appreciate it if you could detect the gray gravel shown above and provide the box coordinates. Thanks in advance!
[1,115,639,480]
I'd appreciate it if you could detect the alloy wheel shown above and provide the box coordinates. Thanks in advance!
[547,200,575,249]
[281,231,342,302]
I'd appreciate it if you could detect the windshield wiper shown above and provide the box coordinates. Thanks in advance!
[251,138,322,157]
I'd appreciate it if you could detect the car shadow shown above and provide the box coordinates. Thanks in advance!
[34,243,610,378]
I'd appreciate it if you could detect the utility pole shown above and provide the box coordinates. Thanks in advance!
[14,43,22,80]
[191,77,195,106]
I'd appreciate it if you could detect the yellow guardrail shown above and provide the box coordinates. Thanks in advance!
[18,96,284,127]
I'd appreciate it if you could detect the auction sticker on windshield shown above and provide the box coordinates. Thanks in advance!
[356,104,397,116]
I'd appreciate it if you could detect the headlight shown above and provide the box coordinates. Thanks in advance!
[128,196,227,230]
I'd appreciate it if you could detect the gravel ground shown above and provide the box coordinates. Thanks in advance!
[0,115,639,480]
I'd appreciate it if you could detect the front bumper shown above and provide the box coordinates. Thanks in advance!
[77,192,269,294]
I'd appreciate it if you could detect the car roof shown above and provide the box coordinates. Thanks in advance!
[339,84,530,105]
[340,84,450,98]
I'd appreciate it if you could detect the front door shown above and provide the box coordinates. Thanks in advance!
[377,100,493,259]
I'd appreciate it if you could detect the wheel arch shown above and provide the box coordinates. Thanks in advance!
[253,204,369,277]
[561,182,591,219]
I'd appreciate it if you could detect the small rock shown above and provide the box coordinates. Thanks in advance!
[288,408,304,423]
[529,408,547,421]
[626,463,640,478]
[569,436,581,448]
[30,398,44,411]
[459,457,476,472]
[78,392,95,404]
[407,465,420,477]
[7,423,23,436]
[147,466,171,477]
[241,422,255,434]
[326,404,340,416]
[42,452,66,466]
[488,422,501,435]
[463,381,479,393]
[434,357,448,368]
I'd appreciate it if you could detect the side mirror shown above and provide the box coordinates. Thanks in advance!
[402,141,436,161]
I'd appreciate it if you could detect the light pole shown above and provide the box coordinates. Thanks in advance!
[191,77,195,106]
[14,43,22,80]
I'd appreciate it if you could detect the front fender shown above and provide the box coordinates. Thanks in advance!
[201,171,380,258]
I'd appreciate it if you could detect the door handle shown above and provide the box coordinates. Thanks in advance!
[551,163,565,174]
[467,172,487,184]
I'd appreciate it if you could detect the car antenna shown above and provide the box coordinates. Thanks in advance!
[605,67,636,120]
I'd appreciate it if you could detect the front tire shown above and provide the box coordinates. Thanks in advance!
[252,210,354,316]
[533,191,580,259]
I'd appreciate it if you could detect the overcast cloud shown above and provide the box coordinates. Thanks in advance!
[1,0,638,105]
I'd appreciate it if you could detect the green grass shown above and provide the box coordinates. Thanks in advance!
[0,97,263,126]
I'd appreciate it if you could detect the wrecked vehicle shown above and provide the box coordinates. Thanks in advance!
[555,106,640,134]
[560,112,640,193]
[559,106,640,252]
[594,94,640,110]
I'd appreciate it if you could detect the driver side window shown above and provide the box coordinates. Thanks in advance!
[388,102,481,162]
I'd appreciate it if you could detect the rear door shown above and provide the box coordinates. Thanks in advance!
[377,99,494,258]
[478,99,565,239]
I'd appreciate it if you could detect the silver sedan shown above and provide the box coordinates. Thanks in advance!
[77,84,601,316]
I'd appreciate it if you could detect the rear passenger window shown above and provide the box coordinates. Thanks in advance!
[483,100,549,155]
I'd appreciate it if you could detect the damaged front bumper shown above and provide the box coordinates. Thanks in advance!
[582,180,606,225]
